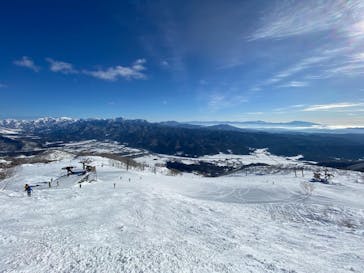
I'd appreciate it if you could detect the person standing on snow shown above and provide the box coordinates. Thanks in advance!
[24,184,32,197]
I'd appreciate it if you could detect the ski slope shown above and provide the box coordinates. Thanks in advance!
[0,153,363,273]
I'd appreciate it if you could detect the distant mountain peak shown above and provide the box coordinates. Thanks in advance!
[186,120,321,129]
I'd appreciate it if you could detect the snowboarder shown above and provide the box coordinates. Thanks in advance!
[24,184,32,197]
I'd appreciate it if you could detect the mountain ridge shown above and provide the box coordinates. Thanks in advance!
[0,117,322,130]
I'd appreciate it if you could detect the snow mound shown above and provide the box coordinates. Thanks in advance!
[0,159,11,165]
[42,150,75,161]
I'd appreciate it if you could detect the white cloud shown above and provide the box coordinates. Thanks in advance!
[253,45,362,91]
[208,94,226,109]
[325,62,364,77]
[160,60,170,68]
[303,102,364,112]
[0,83,7,88]
[248,0,364,85]
[246,112,263,115]
[335,109,364,113]
[279,81,308,88]
[207,93,247,111]
[249,86,262,92]
[13,56,40,72]
[84,59,147,81]
[273,56,329,80]
[273,104,306,112]
[46,58,78,74]
[348,19,364,38]
[250,0,364,40]
[254,55,330,90]
[319,51,364,77]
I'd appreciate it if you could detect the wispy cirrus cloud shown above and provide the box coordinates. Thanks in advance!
[13,56,40,72]
[273,104,306,112]
[273,102,364,113]
[46,58,78,74]
[83,59,147,81]
[254,55,330,90]
[207,93,247,111]
[325,63,364,77]
[247,0,364,92]
[321,51,364,77]
[246,111,263,115]
[252,44,364,91]
[160,60,170,68]
[207,94,227,110]
[279,81,308,88]
[303,102,364,112]
[250,0,364,41]
[274,58,317,80]
[300,49,364,80]
[138,1,187,76]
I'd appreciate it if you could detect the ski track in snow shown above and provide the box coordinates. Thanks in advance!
[0,155,363,273]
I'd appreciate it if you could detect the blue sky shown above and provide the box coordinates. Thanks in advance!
[1,0,364,126]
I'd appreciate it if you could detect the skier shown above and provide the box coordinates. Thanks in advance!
[24,184,32,197]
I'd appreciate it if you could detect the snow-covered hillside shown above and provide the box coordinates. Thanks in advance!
[0,151,363,273]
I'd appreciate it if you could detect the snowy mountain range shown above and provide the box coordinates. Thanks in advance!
[0,117,78,130]
[2,117,364,134]
[1,117,364,163]
[187,120,321,129]
[0,117,321,130]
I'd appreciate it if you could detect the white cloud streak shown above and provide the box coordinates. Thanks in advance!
[255,55,330,89]
[273,104,306,112]
[250,0,364,41]
[207,93,247,111]
[46,58,78,74]
[279,81,308,88]
[247,0,364,90]
[274,102,364,113]
[13,56,40,72]
[246,112,263,115]
[83,59,147,81]
[303,102,364,112]
[253,44,364,91]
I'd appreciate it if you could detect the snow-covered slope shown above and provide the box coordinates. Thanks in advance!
[0,153,363,273]
[134,148,306,168]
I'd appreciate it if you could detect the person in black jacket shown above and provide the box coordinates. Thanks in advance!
[24,184,32,197]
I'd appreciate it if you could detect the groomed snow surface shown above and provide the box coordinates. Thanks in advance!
[0,152,364,273]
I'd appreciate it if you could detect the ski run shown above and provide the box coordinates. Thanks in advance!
[0,146,363,273]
